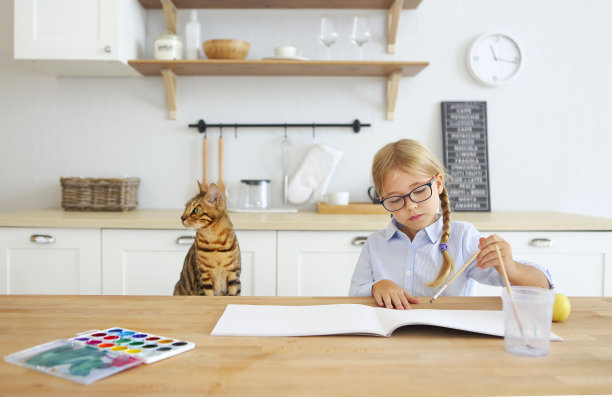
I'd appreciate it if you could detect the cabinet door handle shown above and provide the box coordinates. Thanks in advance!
[104,45,112,53]
[351,236,368,246]
[30,234,55,244]
[529,238,553,248]
[176,236,195,245]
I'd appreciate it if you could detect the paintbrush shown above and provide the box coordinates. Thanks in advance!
[430,250,481,303]
[495,245,533,349]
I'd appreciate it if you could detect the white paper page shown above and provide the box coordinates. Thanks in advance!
[375,309,562,340]
[211,304,386,336]
[375,309,502,337]
[211,305,563,340]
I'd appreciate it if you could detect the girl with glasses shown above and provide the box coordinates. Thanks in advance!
[349,139,552,309]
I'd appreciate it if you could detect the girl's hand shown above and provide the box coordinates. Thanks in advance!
[477,234,551,289]
[372,279,419,310]
[476,235,518,277]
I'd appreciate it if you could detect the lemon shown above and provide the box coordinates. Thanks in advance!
[552,293,571,322]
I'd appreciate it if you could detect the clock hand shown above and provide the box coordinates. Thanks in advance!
[489,45,498,61]
[497,57,518,64]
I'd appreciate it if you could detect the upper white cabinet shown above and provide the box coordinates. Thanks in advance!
[13,0,146,76]
[0,227,101,294]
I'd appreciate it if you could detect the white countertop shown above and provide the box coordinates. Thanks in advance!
[0,209,611,231]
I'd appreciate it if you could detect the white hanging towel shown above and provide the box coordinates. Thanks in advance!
[287,144,344,205]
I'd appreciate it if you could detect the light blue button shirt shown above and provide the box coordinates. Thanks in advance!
[349,216,553,298]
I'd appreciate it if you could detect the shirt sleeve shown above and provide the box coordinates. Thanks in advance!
[515,260,555,290]
[348,238,375,297]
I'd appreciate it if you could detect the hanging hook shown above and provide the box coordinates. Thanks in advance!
[234,124,238,139]
[312,124,316,141]
[284,124,288,140]
[219,123,223,138]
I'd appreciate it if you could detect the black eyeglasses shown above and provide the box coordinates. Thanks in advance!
[380,177,435,212]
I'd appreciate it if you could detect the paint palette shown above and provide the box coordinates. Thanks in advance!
[4,339,142,385]
[71,327,195,364]
[4,327,195,385]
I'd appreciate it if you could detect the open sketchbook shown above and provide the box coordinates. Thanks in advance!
[211,304,563,340]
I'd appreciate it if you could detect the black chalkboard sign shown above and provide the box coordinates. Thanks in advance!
[441,101,491,211]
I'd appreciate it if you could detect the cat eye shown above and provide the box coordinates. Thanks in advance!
[192,208,201,215]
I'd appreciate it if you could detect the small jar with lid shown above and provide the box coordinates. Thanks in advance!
[154,32,183,60]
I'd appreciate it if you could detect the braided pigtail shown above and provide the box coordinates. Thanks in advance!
[426,187,455,288]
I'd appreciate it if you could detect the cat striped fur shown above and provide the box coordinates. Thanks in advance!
[173,182,241,296]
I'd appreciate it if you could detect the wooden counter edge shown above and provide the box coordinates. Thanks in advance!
[0,209,611,231]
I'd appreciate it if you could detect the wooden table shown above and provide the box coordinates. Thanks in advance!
[0,296,611,396]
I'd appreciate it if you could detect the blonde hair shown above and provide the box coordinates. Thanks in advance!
[372,139,454,288]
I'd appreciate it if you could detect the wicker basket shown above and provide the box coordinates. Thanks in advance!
[60,177,140,211]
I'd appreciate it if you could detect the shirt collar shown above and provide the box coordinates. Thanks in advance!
[423,215,443,244]
[385,219,401,240]
[385,215,443,244]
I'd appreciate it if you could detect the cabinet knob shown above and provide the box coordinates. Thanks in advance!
[529,238,553,248]
[30,234,55,244]
[176,236,195,245]
[351,236,368,246]
[104,45,112,53]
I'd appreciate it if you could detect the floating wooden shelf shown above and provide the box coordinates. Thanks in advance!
[128,59,429,120]
[139,0,423,53]
[135,0,427,120]
[129,59,428,77]
[139,0,421,10]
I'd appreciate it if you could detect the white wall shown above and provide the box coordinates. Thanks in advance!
[1,0,611,219]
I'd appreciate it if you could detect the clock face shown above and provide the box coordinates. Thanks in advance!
[467,33,522,86]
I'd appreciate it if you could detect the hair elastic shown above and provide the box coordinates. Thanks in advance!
[439,243,448,253]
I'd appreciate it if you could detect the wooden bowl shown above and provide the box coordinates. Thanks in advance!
[203,39,250,60]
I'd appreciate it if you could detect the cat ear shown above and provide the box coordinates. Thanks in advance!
[205,183,223,206]
[197,180,208,194]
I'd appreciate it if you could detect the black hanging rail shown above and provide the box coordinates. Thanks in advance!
[188,119,371,134]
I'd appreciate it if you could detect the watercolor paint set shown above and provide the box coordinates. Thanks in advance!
[4,339,141,385]
[71,327,195,364]
[3,327,195,385]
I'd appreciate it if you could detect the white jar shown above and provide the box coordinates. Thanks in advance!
[154,32,183,60]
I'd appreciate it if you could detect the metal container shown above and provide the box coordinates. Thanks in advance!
[240,179,271,209]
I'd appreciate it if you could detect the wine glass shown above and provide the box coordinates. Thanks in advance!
[351,16,371,60]
[319,16,338,60]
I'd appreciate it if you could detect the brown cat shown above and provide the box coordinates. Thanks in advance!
[174,182,241,296]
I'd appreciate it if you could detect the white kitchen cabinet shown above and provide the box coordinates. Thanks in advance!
[277,230,612,298]
[13,0,145,76]
[0,227,101,294]
[277,231,374,296]
[1,209,611,299]
[471,231,612,297]
[101,229,276,296]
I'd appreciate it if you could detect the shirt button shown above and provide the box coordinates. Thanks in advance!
[406,270,412,276]
[407,250,412,254]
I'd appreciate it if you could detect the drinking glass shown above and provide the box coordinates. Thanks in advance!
[319,16,338,60]
[351,16,371,60]
[502,287,555,357]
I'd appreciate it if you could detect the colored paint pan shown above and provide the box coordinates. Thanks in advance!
[74,327,195,364]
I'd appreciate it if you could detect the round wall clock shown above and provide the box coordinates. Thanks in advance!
[467,33,523,86]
